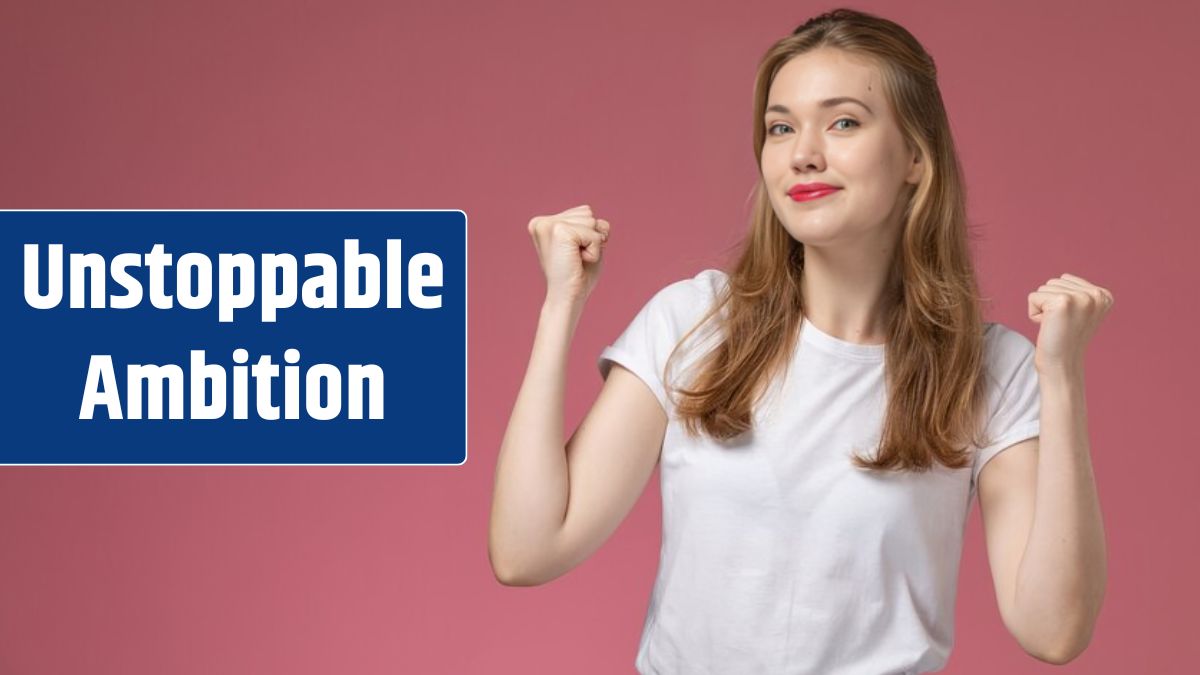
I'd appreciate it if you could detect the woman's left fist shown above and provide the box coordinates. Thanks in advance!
[1028,273,1114,375]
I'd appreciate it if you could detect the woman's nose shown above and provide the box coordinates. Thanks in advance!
[791,130,826,172]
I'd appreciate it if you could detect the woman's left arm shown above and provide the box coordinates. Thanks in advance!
[978,273,1113,664]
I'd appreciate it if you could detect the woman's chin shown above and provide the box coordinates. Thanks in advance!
[779,218,847,245]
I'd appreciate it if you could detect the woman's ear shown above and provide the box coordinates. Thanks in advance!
[905,146,923,185]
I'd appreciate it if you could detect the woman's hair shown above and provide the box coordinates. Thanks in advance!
[663,7,995,472]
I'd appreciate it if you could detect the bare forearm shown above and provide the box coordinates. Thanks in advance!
[1014,367,1107,660]
[488,297,584,582]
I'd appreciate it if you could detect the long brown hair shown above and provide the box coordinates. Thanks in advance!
[663,8,994,472]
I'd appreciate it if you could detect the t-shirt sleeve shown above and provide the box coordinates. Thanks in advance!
[971,326,1042,491]
[596,271,722,418]
[596,285,677,417]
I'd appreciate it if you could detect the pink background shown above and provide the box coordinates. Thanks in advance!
[1,0,1194,672]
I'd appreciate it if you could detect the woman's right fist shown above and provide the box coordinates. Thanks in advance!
[527,204,611,305]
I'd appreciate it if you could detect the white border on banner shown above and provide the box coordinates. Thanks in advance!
[1,209,469,468]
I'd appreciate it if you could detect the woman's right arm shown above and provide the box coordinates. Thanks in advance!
[487,206,669,586]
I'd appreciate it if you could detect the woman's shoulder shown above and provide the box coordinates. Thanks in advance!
[652,268,728,310]
[981,320,1038,384]
[640,268,728,341]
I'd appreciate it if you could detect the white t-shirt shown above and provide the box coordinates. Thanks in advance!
[597,268,1041,675]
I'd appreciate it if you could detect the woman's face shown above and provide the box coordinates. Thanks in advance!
[761,47,922,248]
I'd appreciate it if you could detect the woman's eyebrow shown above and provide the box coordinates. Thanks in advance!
[766,97,874,116]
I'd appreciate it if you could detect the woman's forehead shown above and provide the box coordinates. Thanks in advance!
[769,49,882,109]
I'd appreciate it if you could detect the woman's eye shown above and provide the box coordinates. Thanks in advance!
[768,119,858,135]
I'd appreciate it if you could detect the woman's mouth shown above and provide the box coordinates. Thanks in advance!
[788,187,841,202]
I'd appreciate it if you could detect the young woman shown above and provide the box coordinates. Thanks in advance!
[489,8,1111,674]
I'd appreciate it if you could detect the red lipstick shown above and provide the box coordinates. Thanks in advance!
[788,182,841,202]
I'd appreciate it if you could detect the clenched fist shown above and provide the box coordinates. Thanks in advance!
[527,204,611,306]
